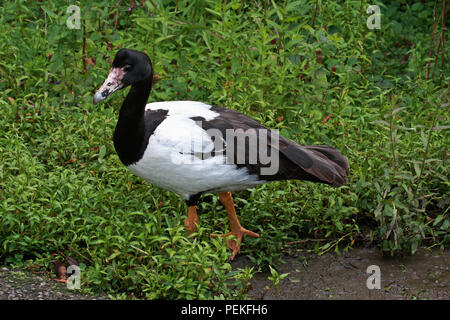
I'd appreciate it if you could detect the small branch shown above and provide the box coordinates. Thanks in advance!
[130,245,150,256]
[68,246,94,264]
[306,0,319,44]
[113,5,120,34]
[82,23,87,73]
[285,238,330,245]
[426,0,439,80]
[439,0,447,82]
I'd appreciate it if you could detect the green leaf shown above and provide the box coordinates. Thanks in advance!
[99,145,106,159]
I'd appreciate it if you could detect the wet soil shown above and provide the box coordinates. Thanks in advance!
[0,267,108,300]
[232,247,449,300]
[0,247,448,300]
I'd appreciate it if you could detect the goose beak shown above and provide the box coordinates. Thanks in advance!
[93,68,125,104]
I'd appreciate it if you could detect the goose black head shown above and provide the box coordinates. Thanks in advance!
[93,48,153,104]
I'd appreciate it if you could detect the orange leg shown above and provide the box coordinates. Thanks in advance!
[184,205,199,235]
[215,192,259,260]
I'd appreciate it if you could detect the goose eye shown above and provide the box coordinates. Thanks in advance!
[123,65,132,72]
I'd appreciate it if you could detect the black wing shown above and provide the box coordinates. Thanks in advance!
[191,106,349,187]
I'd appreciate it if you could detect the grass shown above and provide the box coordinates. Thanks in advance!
[0,0,448,299]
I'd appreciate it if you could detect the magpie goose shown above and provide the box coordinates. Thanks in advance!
[93,48,349,259]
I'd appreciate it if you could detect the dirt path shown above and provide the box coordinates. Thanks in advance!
[0,267,108,300]
[0,247,448,300]
[232,247,449,300]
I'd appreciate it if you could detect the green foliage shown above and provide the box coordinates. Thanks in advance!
[267,265,289,291]
[0,0,448,299]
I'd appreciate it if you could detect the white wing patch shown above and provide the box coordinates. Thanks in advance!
[151,115,215,154]
[146,101,219,120]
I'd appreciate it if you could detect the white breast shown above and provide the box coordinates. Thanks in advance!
[126,101,265,199]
